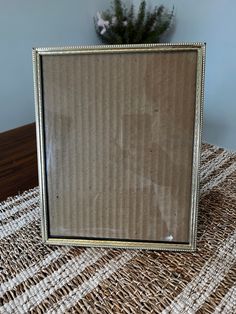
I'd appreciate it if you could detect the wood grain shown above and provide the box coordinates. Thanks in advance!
[0,123,38,201]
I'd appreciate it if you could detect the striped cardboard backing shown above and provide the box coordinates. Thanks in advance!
[42,50,197,242]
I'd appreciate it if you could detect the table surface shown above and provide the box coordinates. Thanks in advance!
[0,123,38,201]
[0,143,235,313]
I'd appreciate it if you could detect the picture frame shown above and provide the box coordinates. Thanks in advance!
[33,43,205,251]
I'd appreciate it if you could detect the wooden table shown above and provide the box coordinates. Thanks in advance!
[0,123,38,201]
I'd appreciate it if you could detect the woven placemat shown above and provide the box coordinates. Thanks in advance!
[0,143,236,313]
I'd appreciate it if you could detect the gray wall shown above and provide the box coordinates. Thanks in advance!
[0,0,107,132]
[0,0,236,150]
[158,0,236,151]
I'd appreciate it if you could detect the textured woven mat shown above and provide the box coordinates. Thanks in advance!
[0,143,236,314]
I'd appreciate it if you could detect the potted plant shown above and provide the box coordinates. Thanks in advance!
[94,0,174,44]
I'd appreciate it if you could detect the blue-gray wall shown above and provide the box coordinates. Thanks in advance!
[0,0,236,150]
[0,0,107,132]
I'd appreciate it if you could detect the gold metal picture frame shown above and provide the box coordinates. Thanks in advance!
[33,43,205,251]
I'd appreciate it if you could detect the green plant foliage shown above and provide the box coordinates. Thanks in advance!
[94,0,174,44]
